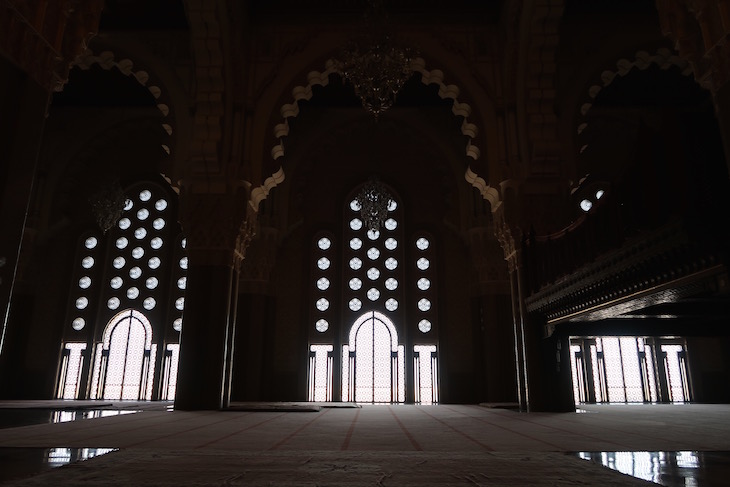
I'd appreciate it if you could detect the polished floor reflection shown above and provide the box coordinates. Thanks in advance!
[0,447,117,483]
[0,408,137,430]
[575,451,730,486]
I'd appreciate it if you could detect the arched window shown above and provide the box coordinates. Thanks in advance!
[307,180,438,404]
[56,181,186,401]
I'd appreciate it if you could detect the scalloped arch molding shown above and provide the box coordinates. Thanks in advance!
[250,57,500,212]
[576,48,693,141]
[65,49,174,158]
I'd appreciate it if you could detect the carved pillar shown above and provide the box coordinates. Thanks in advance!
[174,185,256,410]
[496,212,529,411]
[0,1,102,378]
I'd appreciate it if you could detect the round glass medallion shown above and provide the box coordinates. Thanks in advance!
[385,298,398,311]
[107,297,120,310]
[350,199,361,211]
[367,229,380,241]
[127,287,139,299]
[384,238,397,250]
[177,277,186,289]
[418,298,432,311]
[418,319,432,333]
[134,227,147,239]
[110,276,123,289]
[367,288,380,301]
[349,277,362,291]
[417,278,431,290]
[175,297,185,310]
[367,267,380,280]
[129,267,142,279]
[78,276,91,289]
[118,218,131,230]
[153,218,165,230]
[349,257,362,270]
[367,247,380,260]
[317,237,331,250]
[349,298,362,311]
[116,237,128,249]
[316,298,329,311]
[384,218,397,231]
[385,278,398,290]
[81,256,94,269]
[148,257,161,269]
[124,199,133,211]
[315,319,329,333]
[146,277,159,289]
[385,257,398,270]
[173,317,182,331]
[317,257,331,270]
[132,247,144,259]
[155,199,168,211]
[316,277,330,291]
[143,297,156,310]
[72,318,85,331]
[416,257,430,270]
[179,257,188,269]
[350,218,363,231]
[416,237,430,251]
[150,237,163,249]
[112,256,125,269]
[139,189,152,201]
[137,208,149,220]
[350,238,363,250]
[84,237,97,249]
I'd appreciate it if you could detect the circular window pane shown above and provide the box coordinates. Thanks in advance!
[418,298,431,311]
[367,247,380,260]
[317,277,330,291]
[418,319,432,333]
[127,287,139,299]
[179,257,188,270]
[107,297,120,310]
[173,317,182,331]
[417,278,431,290]
[315,319,329,333]
[367,229,380,240]
[177,276,186,290]
[110,276,123,289]
[367,288,380,301]
[155,199,168,211]
[116,237,128,249]
[112,256,125,269]
[350,199,361,211]
[385,278,398,290]
[143,297,156,310]
[72,317,85,331]
[78,276,91,289]
[316,298,329,311]
[139,189,152,201]
[384,218,397,231]
[387,200,397,212]
[416,237,430,251]
[349,257,363,270]
[181,238,186,249]
[134,228,147,239]
[349,298,362,311]
[84,237,97,249]
[385,298,398,311]
[416,257,430,270]
[385,258,398,270]
[146,277,159,289]
[124,199,133,211]
[75,297,88,309]
[317,237,331,250]
[384,238,397,250]
[317,257,331,270]
[580,199,593,212]
[153,218,165,230]
[175,297,185,310]
[118,218,131,230]
[132,247,144,259]
[148,257,161,269]
[350,238,363,250]
[81,256,94,269]
[150,237,163,249]
[367,267,380,280]
[349,277,362,291]
[596,189,605,200]
[129,267,142,279]
[137,208,149,221]
[350,218,363,231]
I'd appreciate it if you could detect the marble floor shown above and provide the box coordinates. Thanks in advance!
[0,401,728,486]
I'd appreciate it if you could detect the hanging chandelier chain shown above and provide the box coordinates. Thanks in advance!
[355,178,393,232]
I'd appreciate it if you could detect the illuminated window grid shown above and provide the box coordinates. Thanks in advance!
[308,345,333,402]
[414,345,438,404]
[57,343,87,399]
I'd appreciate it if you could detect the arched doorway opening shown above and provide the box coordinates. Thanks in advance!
[343,311,404,403]
[91,309,155,400]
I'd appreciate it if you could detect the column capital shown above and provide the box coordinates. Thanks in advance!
[179,182,257,269]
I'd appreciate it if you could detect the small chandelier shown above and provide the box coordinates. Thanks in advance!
[356,178,394,232]
[89,179,126,234]
[339,0,417,119]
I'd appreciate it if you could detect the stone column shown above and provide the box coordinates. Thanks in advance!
[174,186,255,410]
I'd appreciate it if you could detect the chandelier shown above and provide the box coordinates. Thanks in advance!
[339,0,417,119]
[355,178,394,232]
[89,179,126,234]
